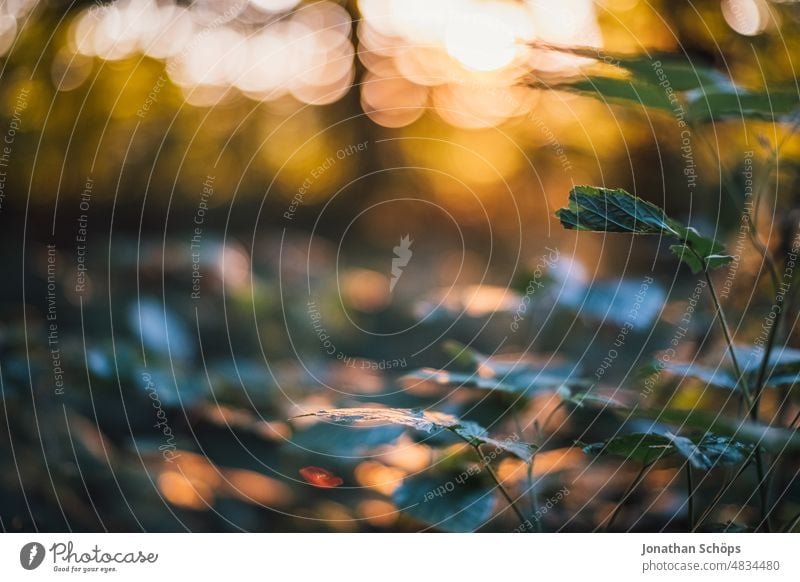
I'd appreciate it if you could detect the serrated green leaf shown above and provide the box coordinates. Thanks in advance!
[294,407,536,462]
[624,407,800,455]
[556,185,677,235]
[556,186,731,273]
[582,431,751,468]
[392,472,495,532]
[693,434,752,466]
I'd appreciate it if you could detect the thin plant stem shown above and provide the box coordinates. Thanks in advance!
[686,464,695,531]
[531,419,545,532]
[693,459,752,531]
[698,262,753,408]
[601,462,651,533]
[512,411,540,528]
[471,443,526,525]
[693,250,770,530]
[527,457,542,532]
[751,312,782,417]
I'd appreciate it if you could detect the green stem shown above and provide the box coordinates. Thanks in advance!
[699,263,753,409]
[695,252,770,531]
[686,464,695,531]
[694,459,752,531]
[512,411,540,529]
[602,462,651,532]
[527,458,542,532]
[471,443,526,526]
[751,293,784,420]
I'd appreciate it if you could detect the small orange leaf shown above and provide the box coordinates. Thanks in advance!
[299,466,343,488]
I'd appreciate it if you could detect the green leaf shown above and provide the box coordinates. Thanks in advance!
[294,407,536,462]
[581,433,675,465]
[442,340,483,368]
[687,87,800,122]
[556,185,677,235]
[531,44,732,93]
[582,431,751,468]
[693,434,752,466]
[553,76,675,111]
[392,472,495,532]
[556,186,732,274]
[625,407,800,455]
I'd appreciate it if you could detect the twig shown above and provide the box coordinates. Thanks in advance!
[686,464,696,531]
[471,443,526,525]
[601,462,651,532]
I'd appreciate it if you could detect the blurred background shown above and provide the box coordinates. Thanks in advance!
[1,0,799,532]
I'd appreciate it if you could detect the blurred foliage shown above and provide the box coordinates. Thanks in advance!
[1,0,800,532]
